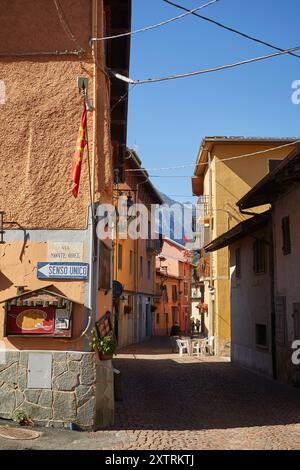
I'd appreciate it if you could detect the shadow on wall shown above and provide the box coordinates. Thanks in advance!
[0,272,13,291]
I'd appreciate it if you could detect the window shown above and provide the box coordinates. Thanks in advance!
[118,244,122,271]
[147,260,151,280]
[140,256,143,276]
[275,296,287,346]
[255,324,267,348]
[235,248,241,279]
[184,282,188,296]
[293,303,300,339]
[98,242,111,291]
[163,286,169,303]
[148,220,151,239]
[192,215,197,233]
[282,216,291,255]
[171,306,177,323]
[130,250,133,274]
[172,285,177,301]
[156,313,160,324]
[253,239,266,274]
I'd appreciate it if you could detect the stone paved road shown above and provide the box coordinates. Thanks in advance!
[1,337,300,450]
[102,336,300,450]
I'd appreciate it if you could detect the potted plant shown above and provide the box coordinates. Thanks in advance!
[90,329,118,360]
[11,409,33,427]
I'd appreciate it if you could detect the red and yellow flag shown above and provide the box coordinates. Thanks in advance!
[70,103,87,198]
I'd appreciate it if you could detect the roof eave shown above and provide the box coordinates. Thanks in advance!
[205,212,270,252]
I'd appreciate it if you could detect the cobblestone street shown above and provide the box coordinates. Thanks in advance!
[103,336,300,450]
[1,336,300,450]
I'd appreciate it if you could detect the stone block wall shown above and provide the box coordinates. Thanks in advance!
[0,350,114,430]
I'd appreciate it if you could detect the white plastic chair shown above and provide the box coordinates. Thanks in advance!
[176,339,190,357]
[191,340,201,357]
[205,336,218,355]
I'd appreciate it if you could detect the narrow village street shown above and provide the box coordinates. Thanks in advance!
[2,0,300,457]
[108,337,300,450]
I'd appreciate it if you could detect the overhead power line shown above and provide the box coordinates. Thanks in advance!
[125,139,300,172]
[90,0,219,43]
[162,0,300,59]
[150,175,192,178]
[111,44,300,85]
[111,84,137,112]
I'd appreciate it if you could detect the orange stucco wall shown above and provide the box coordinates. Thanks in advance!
[0,1,114,351]
[0,239,86,350]
[0,0,112,229]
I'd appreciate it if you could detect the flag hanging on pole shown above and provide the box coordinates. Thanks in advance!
[70,102,87,198]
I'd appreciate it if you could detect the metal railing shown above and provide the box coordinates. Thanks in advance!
[146,239,161,254]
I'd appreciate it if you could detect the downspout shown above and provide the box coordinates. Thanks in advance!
[91,0,97,204]
[89,0,98,330]
[208,151,215,337]
[269,208,277,379]
[62,206,94,346]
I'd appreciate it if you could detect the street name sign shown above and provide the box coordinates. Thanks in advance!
[37,262,89,280]
[48,242,83,262]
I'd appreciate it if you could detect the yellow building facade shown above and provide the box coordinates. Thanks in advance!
[192,137,297,352]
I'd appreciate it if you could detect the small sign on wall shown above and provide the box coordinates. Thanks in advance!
[37,262,89,280]
[48,242,83,262]
[7,306,55,335]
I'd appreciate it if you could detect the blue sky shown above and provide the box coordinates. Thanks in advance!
[126,0,300,203]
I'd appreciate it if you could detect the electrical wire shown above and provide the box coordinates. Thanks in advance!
[111,44,300,85]
[111,84,137,112]
[53,0,85,55]
[125,139,300,172]
[150,175,192,178]
[163,194,198,197]
[162,0,300,59]
[0,50,82,57]
[90,0,219,43]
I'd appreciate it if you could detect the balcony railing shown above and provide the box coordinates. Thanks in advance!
[146,239,161,254]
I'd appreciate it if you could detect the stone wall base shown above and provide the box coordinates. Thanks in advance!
[0,350,114,430]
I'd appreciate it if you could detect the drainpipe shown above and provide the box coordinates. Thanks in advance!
[62,207,94,346]
[208,151,215,337]
[91,0,97,205]
[269,211,277,380]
